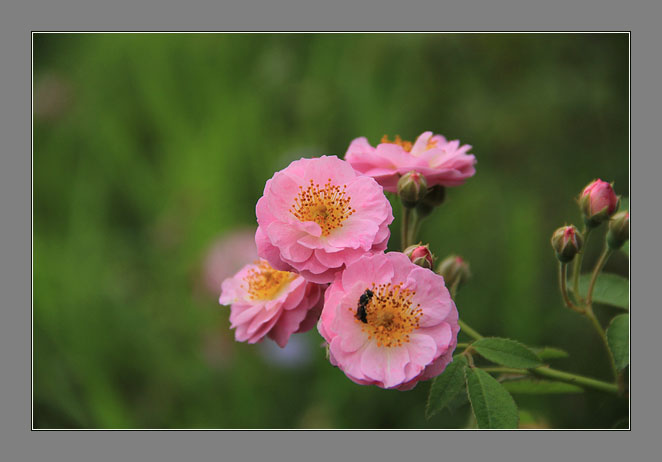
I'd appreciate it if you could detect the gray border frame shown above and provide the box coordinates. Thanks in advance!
[3,0,659,460]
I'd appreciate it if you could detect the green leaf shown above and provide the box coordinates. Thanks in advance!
[502,379,583,394]
[533,346,569,360]
[578,273,629,309]
[621,240,629,256]
[472,337,543,369]
[425,356,468,419]
[466,367,519,429]
[607,314,629,370]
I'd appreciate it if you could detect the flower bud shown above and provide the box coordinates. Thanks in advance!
[551,225,583,263]
[415,185,446,218]
[607,211,629,250]
[579,179,620,228]
[397,171,427,208]
[436,255,471,290]
[404,243,434,269]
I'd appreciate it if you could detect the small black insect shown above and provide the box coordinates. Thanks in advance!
[356,289,373,324]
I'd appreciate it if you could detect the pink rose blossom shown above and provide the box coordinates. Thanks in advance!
[317,252,460,390]
[255,155,394,284]
[345,131,476,193]
[219,259,324,347]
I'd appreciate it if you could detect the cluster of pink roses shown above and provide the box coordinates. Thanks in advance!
[219,132,476,390]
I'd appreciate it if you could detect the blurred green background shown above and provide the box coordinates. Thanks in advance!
[33,33,629,428]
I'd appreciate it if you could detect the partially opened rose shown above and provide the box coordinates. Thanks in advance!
[256,156,393,284]
[219,259,324,347]
[345,131,476,193]
[318,252,460,390]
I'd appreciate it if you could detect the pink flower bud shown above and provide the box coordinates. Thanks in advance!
[436,254,471,290]
[403,243,434,269]
[579,179,620,227]
[551,225,583,263]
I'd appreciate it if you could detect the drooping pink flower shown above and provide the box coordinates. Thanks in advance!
[344,131,477,193]
[255,155,394,284]
[219,259,324,347]
[317,252,460,390]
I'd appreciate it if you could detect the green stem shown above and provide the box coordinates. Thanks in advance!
[401,207,412,250]
[480,366,619,395]
[456,342,470,350]
[558,262,583,313]
[572,226,591,301]
[586,247,612,306]
[458,319,483,341]
[408,210,423,245]
[584,246,617,380]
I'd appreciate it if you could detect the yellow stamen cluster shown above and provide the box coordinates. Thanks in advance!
[381,134,412,152]
[243,260,296,301]
[381,134,438,152]
[349,282,422,348]
[290,179,355,236]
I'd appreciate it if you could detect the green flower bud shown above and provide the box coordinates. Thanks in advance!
[607,211,629,250]
[436,254,471,291]
[551,225,583,263]
[415,185,446,218]
[397,171,427,208]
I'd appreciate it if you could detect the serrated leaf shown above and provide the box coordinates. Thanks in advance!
[578,273,629,309]
[472,337,542,369]
[425,356,468,419]
[466,367,519,429]
[607,314,629,370]
[502,379,583,394]
[533,346,569,360]
[445,385,470,412]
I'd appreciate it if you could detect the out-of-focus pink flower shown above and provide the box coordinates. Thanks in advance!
[579,179,619,226]
[219,259,324,347]
[203,229,259,295]
[317,252,460,390]
[255,156,394,284]
[344,131,476,193]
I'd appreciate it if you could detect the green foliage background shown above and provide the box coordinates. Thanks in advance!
[33,33,628,428]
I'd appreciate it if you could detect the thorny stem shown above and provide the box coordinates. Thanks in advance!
[460,321,620,395]
[480,366,619,395]
[458,319,483,341]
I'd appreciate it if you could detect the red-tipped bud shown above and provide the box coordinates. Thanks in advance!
[404,243,435,269]
[551,225,583,263]
[397,171,427,208]
[436,255,471,290]
[579,179,620,228]
[607,211,629,250]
